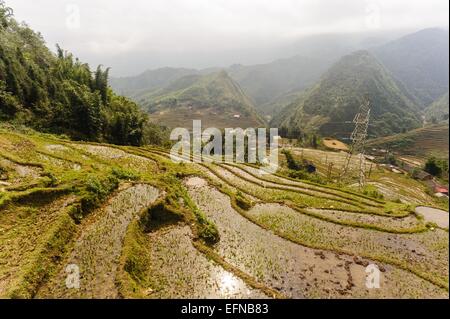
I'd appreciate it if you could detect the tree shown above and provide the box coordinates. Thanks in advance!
[279,126,288,138]
[411,168,420,179]
[282,150,302,171]
[93,65,110,104]
[311,134,318,148]
[1,10,167,146]
[424,157,442,176]
[0,1,13,28]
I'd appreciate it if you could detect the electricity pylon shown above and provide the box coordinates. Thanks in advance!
[341,98,371,189]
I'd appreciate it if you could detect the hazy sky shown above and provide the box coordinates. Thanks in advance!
[6,0,449,76]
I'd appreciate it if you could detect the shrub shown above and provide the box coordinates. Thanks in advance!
[111,167,139,180]
[282,150,302,170]
[0,164,7,180]
[141,202,183,232]
[424,157,448,178]
[362,185,384,199]
[75,173,120,221]
[288,169,326,185]
[197,214,219,245]
[235,191,253,210]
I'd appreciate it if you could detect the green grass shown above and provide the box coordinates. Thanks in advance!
[0,126,447,298]
[367,124,449,160]
[6,209,77,298]
[196,174,448,291]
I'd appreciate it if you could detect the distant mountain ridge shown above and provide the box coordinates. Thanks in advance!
[110,67,199,97]
[138,71,265,129]
[271,50,422,138]
[372,28,449,108]
[109,56,330,119]
[109,28,449,137]
[110,31,403,118]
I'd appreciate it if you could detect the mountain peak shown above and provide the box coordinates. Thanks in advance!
[135,71,265,129]
[372,28,449,107]
[272,50,421,138]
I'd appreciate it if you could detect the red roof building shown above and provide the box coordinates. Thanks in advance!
[435,186,449,195]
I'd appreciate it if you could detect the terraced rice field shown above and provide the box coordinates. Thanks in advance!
[186,181,445,298]
[367,124,449,160]
[282,147,443,208]
[37,184,161,298]
[289,147,365,176]
[0,128,448,298]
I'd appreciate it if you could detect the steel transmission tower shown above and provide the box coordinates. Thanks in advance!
[341,98,371,189]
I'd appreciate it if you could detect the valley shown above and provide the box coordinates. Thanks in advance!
[1,1,449,300]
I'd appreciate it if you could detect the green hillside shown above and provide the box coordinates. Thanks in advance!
[0,1,449,301]
[0,126,448,298]
[227,56,329,117]
[138,71,266,128]
[272,50,422,138]
[0,2,165,146]
[367,124,449,160]
[109,67,199,97]
[425,92,449,124]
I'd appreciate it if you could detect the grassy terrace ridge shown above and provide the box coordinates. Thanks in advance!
[220,163,384,209]
[0,186,72,209]
[208,163,411,217]
[0,128,448,297]
[5,203,78,298]
[142,146,386,205]
[103,147,448,291]
[0,128,284,298]
[133,148,422,221]
[139,149,433,232]
[182,172,448,291]
[200,163,426,233]
[238,162,386,205]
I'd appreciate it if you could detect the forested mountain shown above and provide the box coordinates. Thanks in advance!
[0,2,165,146]
[110,32,401,119]
[138,71,265,129]
[226,56,328,117]
[109,67,199,97]
[109,58,329,119]
[4,0,446,144]
[272,51,422,138]
[226,32,405,117]
[372,28,449,108]
[425,92,449,124]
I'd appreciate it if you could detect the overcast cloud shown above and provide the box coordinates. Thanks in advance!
[6,0,449,76]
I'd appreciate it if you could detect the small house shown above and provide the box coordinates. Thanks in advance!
[435,186,449,196]
[415,170,433,181]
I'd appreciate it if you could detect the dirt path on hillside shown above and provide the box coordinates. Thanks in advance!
[37,184,160,298]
